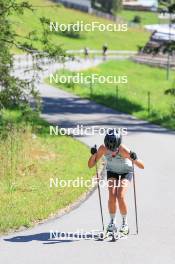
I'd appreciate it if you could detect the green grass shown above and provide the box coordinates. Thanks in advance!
[120,10,159,25]
[12,0,150,53]
[0,109,94,234]
[47,60,175,129]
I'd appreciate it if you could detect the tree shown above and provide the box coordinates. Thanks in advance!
[159,0,172,4]
[112,0,122,15]
[0,0,66,110]
[91,0,122,14]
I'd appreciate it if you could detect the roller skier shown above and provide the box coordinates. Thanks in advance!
[88,129,144,239]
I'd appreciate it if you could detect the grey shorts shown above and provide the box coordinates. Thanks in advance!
[107,171,133,182]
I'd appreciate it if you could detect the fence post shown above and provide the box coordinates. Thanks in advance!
[90,80,93,98]
[116,85,119,106]
[147,91,151,115]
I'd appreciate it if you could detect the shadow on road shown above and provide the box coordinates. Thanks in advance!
[4,232,103,245]
[41,96,175,135]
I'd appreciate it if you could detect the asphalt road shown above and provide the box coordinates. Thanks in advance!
[1,59,175,264]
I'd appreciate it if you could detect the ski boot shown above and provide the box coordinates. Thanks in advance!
[106,222,118,241]
[119,223,129,237]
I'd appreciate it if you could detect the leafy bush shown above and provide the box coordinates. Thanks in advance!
[170,101,175,118]
[164,88,175,96]
[132,15,141,24]
[165,80,175,96]
[59,23,82,39]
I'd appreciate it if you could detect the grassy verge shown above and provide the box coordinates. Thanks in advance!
[46,60,175,130]
[12,0,150,53]
[120,10,159,25]
[0,109,94,234]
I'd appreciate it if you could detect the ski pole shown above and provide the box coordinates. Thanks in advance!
[95,162,105,232]
[132,162,139,235]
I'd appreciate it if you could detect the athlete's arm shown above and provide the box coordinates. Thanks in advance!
[120,144,145,169]
[88,145,106,168]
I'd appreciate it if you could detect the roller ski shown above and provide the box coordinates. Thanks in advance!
[105,221,119,242]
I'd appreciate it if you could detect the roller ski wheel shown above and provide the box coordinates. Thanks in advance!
[106,230,119,242]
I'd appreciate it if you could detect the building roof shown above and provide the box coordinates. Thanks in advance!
[123,0,158,7]
[59,0,91,7]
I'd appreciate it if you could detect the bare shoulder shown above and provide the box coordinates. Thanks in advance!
[98,144,107,155]
[119,144,130,158]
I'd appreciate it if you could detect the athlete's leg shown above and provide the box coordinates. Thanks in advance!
[117,179,129,215]
[107,178,118,232]
[117,179,130,234]
[108,178,118,216]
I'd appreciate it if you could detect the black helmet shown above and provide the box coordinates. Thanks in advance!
[104,129,122,151]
